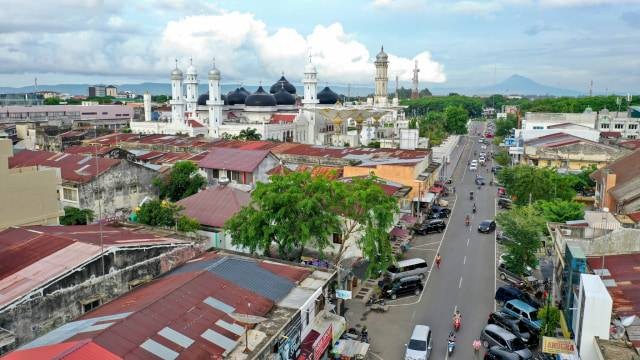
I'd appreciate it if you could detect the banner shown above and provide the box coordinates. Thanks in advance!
[335,290,352,300]
[542,336,576,354]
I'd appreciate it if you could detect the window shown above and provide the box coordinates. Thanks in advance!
[62,187,78,202]
[629,124,638,130]
[230,171,241,182]
[332,233,343,244]
[614,123,624,129]
[129,184,138,193]
[600,123,610,129]
[82,299,101,313]
[532,126,544,130]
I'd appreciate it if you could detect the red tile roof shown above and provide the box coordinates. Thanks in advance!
[266,164,292,176]
[64,145,113,156]
[627,211,640,223]
[2,340,121,360]
[177,186,251,228]
[270,143,430,166]
[199,148,273,172]
[187,119,205,128]
[620,140,640,150]
[269,113,297,124]
[211,140,282,151]
[600,131,622,138]
[8,150,120,184]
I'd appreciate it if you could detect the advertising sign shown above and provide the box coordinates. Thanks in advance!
[313,325,332,360]
[335,290,352,300]
[542,336,576,354]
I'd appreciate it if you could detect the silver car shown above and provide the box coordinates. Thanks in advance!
[405,325,432,360]
[480,324,532,359]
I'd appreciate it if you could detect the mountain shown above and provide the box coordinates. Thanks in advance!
[430,75,580,97]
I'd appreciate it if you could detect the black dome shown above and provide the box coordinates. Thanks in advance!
[226,88,247,106]
[245,86,277,107]
[197,93,209,106]
[239,87,250,95]
[270,76,296,94]
[274,87,296,106]
[317,87,339,105]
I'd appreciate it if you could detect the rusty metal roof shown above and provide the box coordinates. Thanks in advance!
[199,148,273,172]
[4,340,121,360]
[177,186,250,228]
[587,254,640,318]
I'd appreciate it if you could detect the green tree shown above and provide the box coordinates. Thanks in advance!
[569,164,597,193]
[495,113,518,137]
[154,161,206,201]
[237,128,261,141]
[60,207,95,225]
[444,105,469,134]
[497,205,546,275]
[44,97,61,105]
[152,95,169,103]
[539,304,561,337]
[497,165,577,205]
[177,214,201,232]
[534,200,584,223]
[494,149,511,167]
[137,199,200,232]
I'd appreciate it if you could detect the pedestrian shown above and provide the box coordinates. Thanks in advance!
[452,186,456,194]
[435,253,442,269]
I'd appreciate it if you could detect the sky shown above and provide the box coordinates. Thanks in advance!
[0,0,639,93]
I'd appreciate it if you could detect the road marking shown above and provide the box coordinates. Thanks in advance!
[467,238,470,247]
[494,197,498,312]
[458,276,463,288]
[411,310,416,322]
[463,255,467,265]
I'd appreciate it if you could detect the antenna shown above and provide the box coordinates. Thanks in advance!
[411,60,419,99]
[589,80,593,97]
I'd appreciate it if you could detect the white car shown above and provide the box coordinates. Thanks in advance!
[470,164,478,171]
[481,145,487,150]
[479,158,486,165]
[405,325,432,360]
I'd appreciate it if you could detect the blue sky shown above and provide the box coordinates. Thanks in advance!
[0,0,638,93]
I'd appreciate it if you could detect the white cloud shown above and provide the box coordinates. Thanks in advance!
[371,0,427,10]
[539,0,640,6]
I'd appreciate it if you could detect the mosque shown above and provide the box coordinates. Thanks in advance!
[131,47,409,147]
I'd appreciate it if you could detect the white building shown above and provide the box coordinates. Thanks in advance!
[597,108,640,140]
[574,274,613,360]
[374,46,389,107]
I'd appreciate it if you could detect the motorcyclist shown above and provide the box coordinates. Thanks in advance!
[448,332,456,343]
[465,214,470,226]
[453,310,462,322]
[472,203,476,214]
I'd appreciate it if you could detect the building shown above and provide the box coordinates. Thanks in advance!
[591,149,640,215]
[177,185,251,251]
[105,85,117,97]
[374,46,389,106]
[0,105,132,129]
[0,139,63,229]
[521,110,599,131]
[593,337,640,360]
[0,93,43,106]
[574,274,613,360]
[522,132,626,171]
[11,251,344,360]
[88,85,106,97]
[8,150,158,219]
[0,224,198,353]
[597,108,640,140]
[198,147,280,187]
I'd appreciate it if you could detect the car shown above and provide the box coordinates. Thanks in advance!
[484,346,523,360]
[427,211,448,220]
[430,205,451,216]
[480,324,532,359]
[414,219,446,235]
[497,198,512,209]
[479,158,486,165]
[498,255,534,276]
[502,300,542,330]
[386,258,429,281]
[495,286,540,308]
[479,152,487,157]
[492,165,503,173]
[485,133,495,138]
[487,311,539,347]
[404,325,432,360]
[475,177,486,185]
[384,276,424,300]
[470,164,478,171]
[478,220,496,233]
[479,138,485,143]
[481,145,487,150]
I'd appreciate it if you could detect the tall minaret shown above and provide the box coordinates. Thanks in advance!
[411,60,420,99]
[207,59,223,138]
[143,92,151,122]
[170,59,185,125]
[184,58,199,115]
[374,46,389,106]
[303,54,319,144]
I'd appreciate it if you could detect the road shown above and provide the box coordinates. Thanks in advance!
[360,121,499,360]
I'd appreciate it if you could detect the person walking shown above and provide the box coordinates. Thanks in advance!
[435,253,442,269]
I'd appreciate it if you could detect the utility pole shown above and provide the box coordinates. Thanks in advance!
[411,60,419,99]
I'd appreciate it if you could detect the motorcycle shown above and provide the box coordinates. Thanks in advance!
[472,206,476,214]
[453,317,461,332]
[366,294,386,307]
[447,339,456,355]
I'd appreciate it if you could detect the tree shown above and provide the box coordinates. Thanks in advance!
[495,113,518,137]
[152,95,169,103]
[60,207,95,225]
[494,149,511,167]
[444,106,469,134]
[44,97,61,105]
[569,164,597,194]
[497,165,577,205]
[534,200,584,223]
[154,161,206,202]
[497,205,546,276]
[237,128,261,141]
[136,199,200,232]
[539,304,561,337]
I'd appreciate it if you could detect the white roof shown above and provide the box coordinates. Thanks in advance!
[397,258,427,267]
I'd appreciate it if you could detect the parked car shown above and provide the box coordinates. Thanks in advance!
[480,324,532,359]
[479,158,486,165]
[497,262,532,285]
[470,164,478,171]
[414,219,446,235]
[497,198,512,209]
[386,258,429,281]
[405,325,432,360]
[487,311,539,347]
[430,205,451,216]
[492,165,503,173]
[501,300,542,330]
[495,286,540,308]
[383,276,424,300]
[427,210,449,219]
[475,177,486,185]
[484,346,523,360]
[478,220,496,233]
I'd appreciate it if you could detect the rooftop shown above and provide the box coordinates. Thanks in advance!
[594,337,640,360]
[592,149,640,191]
[270,143,430,166]
[8,150,121,184]
[525,132,614,149]
[177,186,251,228]
[199,148,274,172]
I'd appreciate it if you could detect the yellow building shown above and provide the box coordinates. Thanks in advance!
[522,132,627,171]
[0,139,63,229]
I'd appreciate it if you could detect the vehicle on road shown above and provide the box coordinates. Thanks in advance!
[430,205,451,216]
[475,177,486,185]
[383,275,424,300]
[479,138,485,143]
[478,220,496,233]
[487,311,539,347]
[386,258,429,281]
[414,219,446,235]
[480,324,532,359]
[470,163,478,171]
[404,325,432,360]
[470,191,474,200]
[484,346,523,360]
[427,210,448,219]
[498,198,512,209]
[481,144,487,150]
[479,158,486,165]
[502,300,542,330]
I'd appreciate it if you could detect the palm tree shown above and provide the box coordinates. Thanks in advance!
[238,128,261,141]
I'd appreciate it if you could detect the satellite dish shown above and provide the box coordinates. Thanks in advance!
[229,312,267,325]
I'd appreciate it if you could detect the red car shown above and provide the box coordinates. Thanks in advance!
[485,133,494,138]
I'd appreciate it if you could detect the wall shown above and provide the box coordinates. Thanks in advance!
[344,160,429,200]
[524,142,624,171]
[253,153,280,184]
[0,244,201,351]
[0,139,63,229]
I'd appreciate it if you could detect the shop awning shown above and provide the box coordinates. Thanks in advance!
[413,192,436,203]
[298,311,346,360]
[429,186,444,193]
[390,227,408,238]
[400,214,418,226]
[332,339,370,358]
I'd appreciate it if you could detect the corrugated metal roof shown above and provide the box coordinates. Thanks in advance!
[177,186,250,228]
[4,340,121,360]
[199,148,273,172]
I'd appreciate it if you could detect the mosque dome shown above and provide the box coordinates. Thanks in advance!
[171,67,183,80]
[208,67,220,80]
[226,88,247,106]
[239,87,250,96]
[274,87,296,106]
[317,87,339,105]
[305,61,317,74]
[376,46,388,62]
[186,63,197,75]
[197,93,209,106]
[245,86,277,107]
[270,76,296,94]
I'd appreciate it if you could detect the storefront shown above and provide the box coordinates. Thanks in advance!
[298,311,346,360]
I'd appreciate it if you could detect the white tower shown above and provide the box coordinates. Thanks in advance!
[374,46,389,106]
[170,60,185,125]
[302,55,319,144]
[184,58,199,116]
[206,59,223,138]
[143,92,151,122]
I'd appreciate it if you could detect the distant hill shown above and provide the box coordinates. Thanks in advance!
[430,75,581,97]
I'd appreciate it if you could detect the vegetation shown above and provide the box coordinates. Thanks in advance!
[85,96,115,104]
[495,113,518,137]
[569,164,597,194]
[367,140,381,148]
[152,95,169,103]
[534,199,585,223]
[402,95,483,118]
[539,304,561,337]
[497,205,546,275]
[221,128,262,141]
[497,165,577,205]
[153,161,206,202]
[137,199,200,232]
[225,172,397,274]
[59,207,95,225]
[494,149,511,167]
[44,97,61,105]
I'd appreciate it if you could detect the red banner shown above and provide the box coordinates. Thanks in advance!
[314,324,332,360]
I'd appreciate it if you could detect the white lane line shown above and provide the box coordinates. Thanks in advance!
[411,310,416,323]
[463,255,467,265]
[494,197,498,312]
[458,276,463,289]
[467,238,470,247]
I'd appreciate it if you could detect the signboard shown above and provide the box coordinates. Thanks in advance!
[542,336,576,354]
[313,325,332,360]
[335,290,352,300]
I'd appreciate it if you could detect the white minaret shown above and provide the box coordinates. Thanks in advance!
[143,92,151,122]
[206,59,223,138]
[374,46,389,106]
[170,59,185,125]
[302,54,319,144]
[184,58,198,116]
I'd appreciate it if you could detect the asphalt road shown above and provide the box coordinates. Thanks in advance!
[363,121,499,360]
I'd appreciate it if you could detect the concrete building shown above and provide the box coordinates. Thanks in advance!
[374,47,389,106]
[88,85,106,97]
[593,337,640,360]
[0,224,198,353]
[575,274,613,360]
[0,93,43,106]
[0,105,132,129]
[198,147,280,187]
[591,149,640,215]
[0,139,63,229]
[105,85,117,97]
[597,108,640,140]
[8,150,158,219]
[11,251,343,360]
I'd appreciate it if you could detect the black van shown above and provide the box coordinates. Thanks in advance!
[382,276,423,300]
[495,286,539,308]
[498,198,513,209]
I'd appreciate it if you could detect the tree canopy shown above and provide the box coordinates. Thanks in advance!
[60,207,94,225]
[568,164,597,194]
[534,199,585,223]
[136,199,200,232]
[154,161,206,202]
[497,165,577,205]
[443,105,469,134]
[44,97,61,105]
[497,205,546,275]
[495,113,518,137]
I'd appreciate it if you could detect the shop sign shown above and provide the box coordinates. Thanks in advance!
[335,290,352,299]
[542,336,576,354]
[313,325,332,360]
